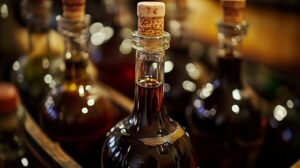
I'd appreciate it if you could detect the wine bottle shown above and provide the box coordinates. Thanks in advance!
[101,2,195,168]
[10,0,64,120]
[185,0,267,167]
[40,0,122,167]
[0,83,44,168]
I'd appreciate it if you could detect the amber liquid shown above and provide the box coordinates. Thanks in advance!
[40,58,125,168]
[186,57,267,168]
[101,80,196,168]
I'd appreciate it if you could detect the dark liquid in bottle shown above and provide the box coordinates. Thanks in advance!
[102,80,196,168]
[257,96,300,167]
[40,58,125,167]
[186,57,267,168]
[91,24,135,98]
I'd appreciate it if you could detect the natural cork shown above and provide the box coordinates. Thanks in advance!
[62,0,86,21]
[137,2,165,36]
[221,0,246,24]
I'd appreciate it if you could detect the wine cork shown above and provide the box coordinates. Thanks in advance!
[137,2,165,36]
[63,0,86,21]
[221,0,246,24]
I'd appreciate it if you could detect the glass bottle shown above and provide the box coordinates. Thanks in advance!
[163,0,212,126]
[40,10,121,168]
[10,0,64,120]
[257,89,300,167]
[101,2,195,168]
[88,0,136,97]
[0,83,43,168]
[185,1,267,167]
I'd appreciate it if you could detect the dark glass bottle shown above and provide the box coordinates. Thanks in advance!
[88,0,136,97]
[163,0,212,126]
[101,2,195,167]
[185,14,267,168]
[10,0,64,120]
[257,89,300,167]
[40,13,121,167]
[0,83,43,168]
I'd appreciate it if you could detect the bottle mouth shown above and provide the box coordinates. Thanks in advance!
[131,31,171,52]
[217,20,248,36]
[57,15,90,38]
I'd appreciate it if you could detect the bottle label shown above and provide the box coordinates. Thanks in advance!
[138,125,185,146]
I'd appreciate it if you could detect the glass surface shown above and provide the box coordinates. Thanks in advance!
[185,22,268,168]
[257,94,300,167]
[40,15,125,168]
[89,0,135,98]
[102,80,195,168]
[10,0,63,120]
[101,30,195,168]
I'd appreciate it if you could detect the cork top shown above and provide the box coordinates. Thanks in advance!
[0,83,19,114]
[63,0,86,22]
[221,0,246,24]
[137,2,165,36]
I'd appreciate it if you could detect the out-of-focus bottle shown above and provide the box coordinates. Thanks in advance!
[40,0,124,167]
[88,0,136,97]
[10,0,64,120]
[185,0,268,167]
[257,87,300,167]
[101,2,196,167]
[0,83,43,168]
[162,0,212,126]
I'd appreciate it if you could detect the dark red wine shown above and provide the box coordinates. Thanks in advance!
[101,80,196,168]
[186,57,267,168]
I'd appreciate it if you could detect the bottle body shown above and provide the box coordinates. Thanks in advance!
[89,0,135,97]
[102,81,195,168]
[40,15,123,167]
[101,29,195,168]
[185,22,267,167]
[0,83,43,168]
[10,0,63,119]
[257,94,300,167]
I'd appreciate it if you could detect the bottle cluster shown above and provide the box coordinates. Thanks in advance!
[0,0,299,168]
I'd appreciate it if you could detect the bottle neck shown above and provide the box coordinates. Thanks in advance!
[131,31,171,132]
[216,21,248,87]
[58,16,91,85]
[22,0,52,32]
[22,0,52,57]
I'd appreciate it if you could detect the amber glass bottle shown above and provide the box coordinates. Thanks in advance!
[10,0,63,120]
[185,0,267,167]
[40,2,121,167]
[101,2,195,168]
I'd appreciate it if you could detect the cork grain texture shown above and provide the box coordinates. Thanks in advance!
[137,2,165,36]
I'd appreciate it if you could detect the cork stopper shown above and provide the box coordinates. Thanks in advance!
[0,83,19,114]
[63,0,86,22]
[221,0,246,24]
[137,2,165,36]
